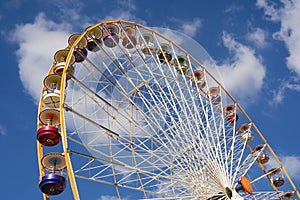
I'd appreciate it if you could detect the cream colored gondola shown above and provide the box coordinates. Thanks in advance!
[53,49,76,78]
[39,109,60,126]
[86,26,103,52]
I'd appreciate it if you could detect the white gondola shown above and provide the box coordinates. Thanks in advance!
[42,89,60,109]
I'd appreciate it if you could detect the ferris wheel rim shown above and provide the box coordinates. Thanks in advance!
[36,19,300,200]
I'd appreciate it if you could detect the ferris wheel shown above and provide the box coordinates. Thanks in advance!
[36,20,300,200]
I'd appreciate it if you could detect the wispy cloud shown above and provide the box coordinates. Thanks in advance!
[117,0,137,11]
[0,124,7,136]
[181,18,202,37]
[224,3,243,13]
[256,0,281,21]
[92,0,146,26]
[257,0,300,77]
[247,27,268,48]
[47,0,88,27]
[271,78,300,104]
[169,17,202,37]
[46,0,144,26]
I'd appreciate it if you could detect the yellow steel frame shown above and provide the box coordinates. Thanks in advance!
[36,19,300,200]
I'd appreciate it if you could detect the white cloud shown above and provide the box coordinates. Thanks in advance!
[30,1,98,31]
[224,3,243,13]
[281,156,300,180]
[94,0,146,26]
[213,32,266,100]
[181,18,202,37]
[256,0,281,21]
[257,0,300,77]
[272,86,285,105]
[271,79,300,104]
[118,0,136,11]
[267,155,300,180]
[0,124,7,136]
[247,27,268,48]
[169,17,202,38]
[10,13,71,102]
[48,0,85,23]
[43,0,145,28]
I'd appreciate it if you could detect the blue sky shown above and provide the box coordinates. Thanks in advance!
[1,0,300,199]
